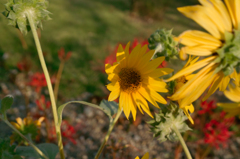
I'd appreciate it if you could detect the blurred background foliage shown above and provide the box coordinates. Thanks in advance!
[0,0,200,99]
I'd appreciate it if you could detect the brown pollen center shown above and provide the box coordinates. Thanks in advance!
[118,68,142,92]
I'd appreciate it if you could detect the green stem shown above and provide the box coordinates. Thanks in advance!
[172,124,192,159]
[94,109,122,159]
[26,12,65,159]
[0,116,48,159]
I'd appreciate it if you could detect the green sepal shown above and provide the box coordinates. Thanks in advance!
[224,31,233,42]
[148,28,178,61]
[2,0,51,34]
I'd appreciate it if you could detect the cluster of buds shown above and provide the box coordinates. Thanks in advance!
[2,0,51,35]
[148,29,178,61]
[148,102,191,142]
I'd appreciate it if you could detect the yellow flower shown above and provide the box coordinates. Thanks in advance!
[167,0,240,108]
[11,116,45,130]
[105,42,173,120]
[10,116,44,144]
[175,56,198,124]
[217,84,240,118]
[135,152,149,159]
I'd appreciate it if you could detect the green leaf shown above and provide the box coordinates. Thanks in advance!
[99,99,119,119]
[0,95,14,114]
[57,101,103,127]
[16,143,58,159]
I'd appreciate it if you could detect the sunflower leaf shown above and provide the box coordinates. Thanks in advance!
[0,95,14,115]
[99,99,119,119]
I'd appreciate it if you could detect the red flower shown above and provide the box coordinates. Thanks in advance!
[204,119,233,149]
[28,72,55,93]
[47,120,77,145]
[36,95,51,111]
[61,120,77,145]
[198,100,216,115]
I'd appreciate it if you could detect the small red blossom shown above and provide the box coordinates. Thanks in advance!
[198,100,216,115]
[28,72,55,93]
[58,47,72,61]
[61,120,77,145]
[36,95,51,111]
[204,119,233,149]
[47,120,77,145]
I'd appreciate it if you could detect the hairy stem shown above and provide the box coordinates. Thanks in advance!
[172,124,192,159]
[26,12,65,159]
[94,109,122,159]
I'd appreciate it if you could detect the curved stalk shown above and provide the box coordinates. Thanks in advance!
[26,12,65,159]
[94,109,122,159]
[0,116,48,159]
[172,124,192,159]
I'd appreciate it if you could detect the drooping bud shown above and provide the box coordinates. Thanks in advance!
[2,0,51,35]
[148,29,178,61]
[148,102,191,142]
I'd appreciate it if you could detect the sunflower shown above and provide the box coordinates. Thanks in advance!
[217,84,240,118]
[135,152,150,159]
[175,56,198,124]
[105,42,173,120]
[10,116,44,144]
[167,0,240,108]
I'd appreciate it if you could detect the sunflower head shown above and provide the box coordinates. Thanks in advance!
[2,0,51,35]
[10,116,44,145]
[105,42,173,120]
[148,29,178,61]
[148,102,191,142]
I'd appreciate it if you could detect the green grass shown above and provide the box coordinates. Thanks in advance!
[0,0,201,99]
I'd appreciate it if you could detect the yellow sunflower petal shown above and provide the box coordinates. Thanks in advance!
[202,72,223,101]
[176,30,221,47]
[178,6,221,39]
[130,94,137,121]
[128,44,141,68]
[134,91,152,117]
[219,75,230,91]
[141,56,165,75]
[147,86,167,105]
[132,92,144,114]
[224,87,240,103]
[181,103,194,124]
[11,122,21,130]
[181,45,215,56]
[108,86,120,101]
[199,0,232,33]
[142,152,149,159]
[147,68,174,78]
[121,92,131,119]
[143,77,168,92]
[166,56,216,82]
[116,44,125,62]
[180,70,216,107]
[138,86,158,108]
[16,117,23,126]
[136,50,155,69]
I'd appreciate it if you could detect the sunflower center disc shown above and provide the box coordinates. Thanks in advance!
[118,68,142,92]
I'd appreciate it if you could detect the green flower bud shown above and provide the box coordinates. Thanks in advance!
[148,28,178,61]
[2,0,51,35]
[148,102,191,142]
